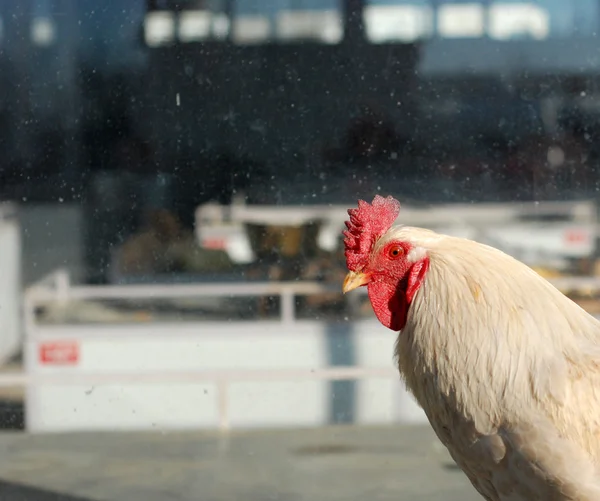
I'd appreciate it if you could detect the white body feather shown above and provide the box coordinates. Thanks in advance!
[383,226,600,500]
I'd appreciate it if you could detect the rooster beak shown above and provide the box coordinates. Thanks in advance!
[342,271,370,294]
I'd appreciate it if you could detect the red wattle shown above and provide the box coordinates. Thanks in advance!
[367,257,429,332]
[368,280,408,332]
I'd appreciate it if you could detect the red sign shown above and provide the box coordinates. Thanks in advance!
[565,229,589,245]
[39,341,79,365]
[202,238,227,250]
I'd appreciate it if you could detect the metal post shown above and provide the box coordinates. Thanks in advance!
[54,0,82,199]
[223,0,234,42]
[216,380,230,433]
[280,289,295,324]
[1,0,33,167]
[482,0,491,38]
[342,0,365,44]
[430,0,439,39]
[54,269,71,306]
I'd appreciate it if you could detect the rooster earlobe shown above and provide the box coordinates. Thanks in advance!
[407,246,427,263]
[406,258,429,304]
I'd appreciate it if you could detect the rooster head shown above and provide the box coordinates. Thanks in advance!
[342,195,429,331]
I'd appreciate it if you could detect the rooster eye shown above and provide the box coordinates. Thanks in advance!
[388,246,403,258]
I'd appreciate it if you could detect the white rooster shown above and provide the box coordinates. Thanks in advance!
[342,195,600,501]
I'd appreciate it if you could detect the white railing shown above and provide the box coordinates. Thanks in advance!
[0,366,399,432]
[24,268,600,309]
[15,267,600,433]
[24,268,367,326]
[19,269,384,433]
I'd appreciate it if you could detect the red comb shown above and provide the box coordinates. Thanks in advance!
[343,195,401,271]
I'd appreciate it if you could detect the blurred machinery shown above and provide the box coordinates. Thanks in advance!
[195,197,599,266]
[100,197,600,316]
[195,197,600,310]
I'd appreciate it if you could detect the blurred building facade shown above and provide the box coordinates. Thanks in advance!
[3,0,600,281]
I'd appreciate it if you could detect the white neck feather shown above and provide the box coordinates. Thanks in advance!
[388,226,600,432]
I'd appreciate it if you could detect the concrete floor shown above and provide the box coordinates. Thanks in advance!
[0,424,481,501]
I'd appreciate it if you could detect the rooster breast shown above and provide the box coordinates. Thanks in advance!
[407,371,600,501]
